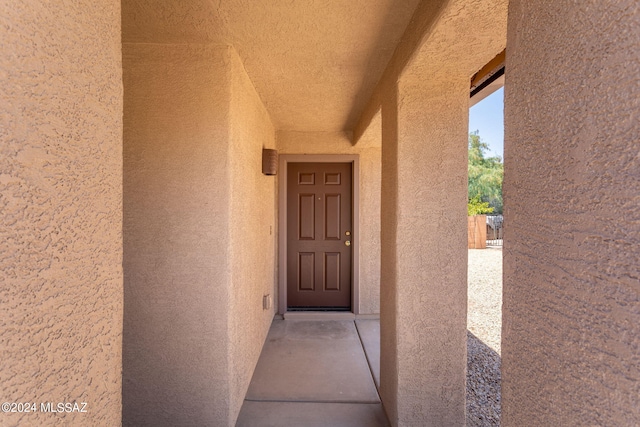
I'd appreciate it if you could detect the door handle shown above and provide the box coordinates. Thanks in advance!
[345,240,351,247]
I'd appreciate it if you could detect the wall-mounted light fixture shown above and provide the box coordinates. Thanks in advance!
[262,148,278,176]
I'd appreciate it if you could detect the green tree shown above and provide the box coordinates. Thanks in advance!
[468,131,503,214]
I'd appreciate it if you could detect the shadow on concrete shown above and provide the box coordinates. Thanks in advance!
[467,330,501,427]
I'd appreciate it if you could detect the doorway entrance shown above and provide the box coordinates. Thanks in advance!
[287,162,352,309]
[278,155,360,314]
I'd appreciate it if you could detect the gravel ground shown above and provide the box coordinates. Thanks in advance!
[467,247,502,427]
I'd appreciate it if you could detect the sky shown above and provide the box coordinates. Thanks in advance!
[468,87,504,159]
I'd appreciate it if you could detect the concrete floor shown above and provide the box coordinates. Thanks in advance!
[236,319,388,427]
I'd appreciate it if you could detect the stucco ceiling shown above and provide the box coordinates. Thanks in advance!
[122,0,422,132]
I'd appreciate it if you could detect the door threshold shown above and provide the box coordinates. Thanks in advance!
[283,311,355,321]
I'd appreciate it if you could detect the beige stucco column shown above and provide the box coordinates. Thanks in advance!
[379,75,469,426]
[503,1,640,425]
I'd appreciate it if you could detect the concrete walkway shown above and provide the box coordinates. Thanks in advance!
[236,319,388,427]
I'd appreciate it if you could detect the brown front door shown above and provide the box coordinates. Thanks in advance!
[287,162,352,310]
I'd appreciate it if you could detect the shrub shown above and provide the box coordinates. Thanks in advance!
[468,195,494,216]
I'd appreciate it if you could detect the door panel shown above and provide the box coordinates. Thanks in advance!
[287,162,352,309]
[298,253,315,291]
[324,194,341,240]
[324,252,341,291]
[298,194,315,239]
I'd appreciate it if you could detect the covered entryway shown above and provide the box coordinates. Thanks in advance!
[287,162,353,310]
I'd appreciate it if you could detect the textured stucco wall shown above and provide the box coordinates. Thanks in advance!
[379,88,401,425]
[503,1,640,426]
[0,0,123,425]
[228,49,277,422]
[123,43,276,426]
[277,131,382,314]
[380,78,470,427]
[123,44,234,426]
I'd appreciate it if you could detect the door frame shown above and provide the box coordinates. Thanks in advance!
[278,154,360,315]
